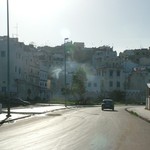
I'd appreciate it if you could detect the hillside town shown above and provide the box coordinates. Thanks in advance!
[0,36,150,108]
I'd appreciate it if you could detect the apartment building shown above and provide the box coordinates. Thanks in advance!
[127,68,150,103]
[92,46,117,69]
[0,37,24,95]
[96,57,124,97]
[85,74,100,99]
[0,37,49,100]
[0,36,7,94]
[39,62,49,100]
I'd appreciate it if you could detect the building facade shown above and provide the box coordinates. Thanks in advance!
[0,37,49,101]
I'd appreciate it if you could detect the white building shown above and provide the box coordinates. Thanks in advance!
[0,37,25,95]
[92,46,117,69]
[85,75,100,99]
[0,37,49,101]
[96,57,125,97]
[0,37,8,94]
[39,62,49,100]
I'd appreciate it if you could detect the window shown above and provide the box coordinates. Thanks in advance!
[88,82,91,87]
[40,82,42,86]
[16,52,18,58]
[1,51,6,57]
[45,83,47,87]
[19,67,21,74]
[15,66,17,72]
[2,87,6,92]
[94,83,97,87]
[109,70,113,77]
[102,71,104,76]
[19,53,21,59]
[109,81,113,87]
[117,70,120,76]
[117,81,120,87]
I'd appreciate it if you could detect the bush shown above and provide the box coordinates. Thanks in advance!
[109,90,125,103]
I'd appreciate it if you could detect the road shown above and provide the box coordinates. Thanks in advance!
[0,106,150,150]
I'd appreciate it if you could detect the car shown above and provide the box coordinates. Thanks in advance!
[101,99,114,111]
[10,98,30,106]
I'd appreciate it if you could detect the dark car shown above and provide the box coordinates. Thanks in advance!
[101,99,114,111]
[10,98,30,106]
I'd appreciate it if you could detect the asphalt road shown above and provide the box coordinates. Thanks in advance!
[0,106,150,150]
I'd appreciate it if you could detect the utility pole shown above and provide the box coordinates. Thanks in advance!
[124,56,128,105]
[64,38,69,107]
[6,0,11,117]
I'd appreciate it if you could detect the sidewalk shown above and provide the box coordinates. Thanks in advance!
[126,106,150,123]
[0,104,66,125]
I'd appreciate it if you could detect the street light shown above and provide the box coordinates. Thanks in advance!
[6,0,11,117]
[64,38,69,107]
[124,56,128,105]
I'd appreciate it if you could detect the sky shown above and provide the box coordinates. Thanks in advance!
[0,0,150,53]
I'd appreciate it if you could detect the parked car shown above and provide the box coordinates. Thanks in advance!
[101,99,114,111]
[10,98,30,106]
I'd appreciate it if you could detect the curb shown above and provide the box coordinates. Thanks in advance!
[5,115,31,123]
[2,107,67,115]
[1,107,69,124]
[125,108,150,123]
[0,114,31,125]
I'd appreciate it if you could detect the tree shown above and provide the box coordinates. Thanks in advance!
[109,90,125,103]
[72,67,87,104]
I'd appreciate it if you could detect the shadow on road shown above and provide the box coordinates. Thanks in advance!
[0,117,9,126]
[102,110,118,112]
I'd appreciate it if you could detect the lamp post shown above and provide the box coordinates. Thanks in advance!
[124,56,128,105]
[6,0,11,117]
[64,38,69,107]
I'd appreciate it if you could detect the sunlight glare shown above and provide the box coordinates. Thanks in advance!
[10,0,67,18]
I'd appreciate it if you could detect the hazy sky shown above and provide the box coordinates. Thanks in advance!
[0,0,150,53]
